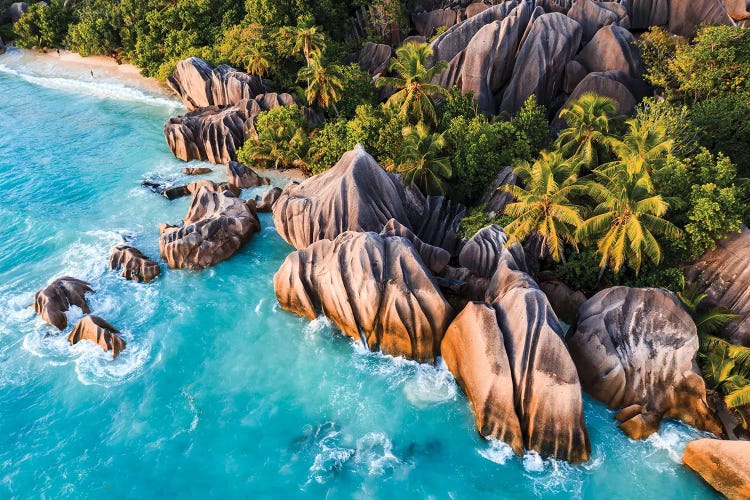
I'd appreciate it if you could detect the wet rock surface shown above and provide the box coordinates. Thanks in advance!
[34,277,93,330]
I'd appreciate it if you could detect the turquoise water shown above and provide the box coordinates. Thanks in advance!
[0,49,718,499]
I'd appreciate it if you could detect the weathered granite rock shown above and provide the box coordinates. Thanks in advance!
[226,161,269,189]
[441,302,524,454]
[181,167,212,175]
[411,195,467,257]
[109,246,161,283]
[537,273,587,325]
[563,72,637,116]
[458,225,507,278]
[34,277,93,330]
[256,187,282,212]
[724,0,750,20]
[357,42,392,76]
[563,59,588,94]
[167,57,266,111]
[413,7,459,36]
[684,439,750,500]
[539,0,573,13]
[668,0,734,37]
[500,13,583,114]
[380,218,450,274]
[466,2,490,18]
[567,0,620,41]
[686,227,750,346]
[164,93,295,164]
[575,25,641,78]
[159,186,261,269]
[186,179,237,196]
[622,0,669,29]
[568,287,723,439]
[68,316,126,358]
[479,166,516,215]
[9,2,27,23]
[444,258,590,462]
[274,231,453,363]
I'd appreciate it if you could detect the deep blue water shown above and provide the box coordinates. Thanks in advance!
[0,48,719,499]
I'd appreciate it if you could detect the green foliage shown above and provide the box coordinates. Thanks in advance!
[555,93,618,168]
[346,104,407,163]
[458,205,493,239]
[690,93,750,177]
[13,0,73,50]
[297,55,344,113]
[512,95,551,155]
[237,105,309,170]
[393,122,452,196]
[307,118,353,174]
[436,87,479,130]
[335,64,375,119]
[357,0,409,44]
[65,0,123,57]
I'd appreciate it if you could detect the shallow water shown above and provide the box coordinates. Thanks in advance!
[0,50,719,499]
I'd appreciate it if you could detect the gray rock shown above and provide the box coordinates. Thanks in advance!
[412,7,459,36]
[255,187,282,212]
[226,161,269,189]
[9,2,27,23]
[380,218,451,274]
[458,225,507,278]
[478,166,517,215]
[357,42,392,76]
[668,0,734,36]
[567,0,620,41]
[561,72,637,117]
[575,25,641,78]
[621,0,669,29]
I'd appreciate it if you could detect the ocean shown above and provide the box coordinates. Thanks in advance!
[0,47,718,498]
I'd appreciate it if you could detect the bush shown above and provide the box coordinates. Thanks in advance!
[511,95,551,155]
[237,105,310,169]
[690,93,750,177]
[66,0,123,57]
[335,64,375,119]
[13,0,73,50]
[307,119,353,173]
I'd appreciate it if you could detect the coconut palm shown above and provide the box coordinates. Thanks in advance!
[597,116,674,187]
[375,43,448,125]
[576,174,681,276]
[555,93,618,168]
[280,25,326,66]
[245,43,272,78]
[394,122,452,195]
[502,151,585,263]
[297,55,344,115]
[678,283,740,337]
[699,335,750,409]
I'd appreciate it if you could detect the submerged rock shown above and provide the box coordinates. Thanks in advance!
[686,227,750,346]
[182,167,212,175]
[167,57,266,111]
[274,231,453,363]
[34,277,93,330]
[226,161,269,190]
[568,287,723,439]
[683,439,750,500]
[109,246,161,283]
[159,186,261,269]
[256,187,282,213]
[68,315,126,358]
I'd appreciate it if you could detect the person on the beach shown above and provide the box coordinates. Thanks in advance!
[90,70,94,78]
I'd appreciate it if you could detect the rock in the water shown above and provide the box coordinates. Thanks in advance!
[356,42,392,76]
[256,187,282,212]
[668,0,734,37]
[226,161,269,189]
[167,57,266,111]
[568,287,723,439]
[683,439,750,500]
[68,316,126,358]
[380,218,450,274]
[500,13,583,114]
[164,93,295,165]
[109,246,161,283]
[9,2,27,23]
[686,227,750,346]
[34,277,93,330]
[458,225,507,278]
[622,0,669,30]
[567,0,620,41]
[274,231,453,363]
[159,186,261,269]
[575,25,641,78]
[182,167,212,175]
[441,302,524,454]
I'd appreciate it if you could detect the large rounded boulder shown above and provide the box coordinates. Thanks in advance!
[68,316,126,359]
[34,277,93,330]
[159,186,261,269]
[622,0,669,30]
[668,0,733,37]
[568,287,723,439]
[109,246,161,283]
[274,231,453,363]
[683,439,750,500]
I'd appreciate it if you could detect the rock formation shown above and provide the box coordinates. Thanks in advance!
[442,256,591,463]
[574,25,641,78]
[537,273,587,325]
[563,72,637,115]
[274,231,453,363]
[226,161,269,189]
[164,93,296,165]
[479,166,516,215]
[159,186,261,269]
[256,187,283,212]
[109,246,161,283]
[683,439,750,500]
[167,57,266,111]
[686,227,750,346]
[413,7,458,37]
[182,167,212,175]
[380,218,450,274]
[568,287,723,439]
[567,0,622,41]
[8,2,27,23]
[458,225,507,278]
[622,0,669,30]
[34,277,93,330]
[355,42,392,76]
[668,0,734,37]
[68,316,126,359]
[500,13,583,114]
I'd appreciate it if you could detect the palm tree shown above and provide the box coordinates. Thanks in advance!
[502,151,585,263]
[375,43,448,125]
[393,122,452,195]
[297,56,344,115]
[678,283,740,337]
[244,43,272,78]
[576,174,681,276]
[280,25,326,66]
[597,117,674,187]
[555,93,618,168]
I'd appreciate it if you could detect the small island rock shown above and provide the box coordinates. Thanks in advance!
[68,315,126,358]
[109,246,161,283]
[34,277,93,330]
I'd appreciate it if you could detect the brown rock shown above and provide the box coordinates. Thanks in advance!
[568,287,723,439]
[159,186,261,269]
[683,439,750,500]
[256,187,282,212]
[622,0,669,30]
[562,72,637,116]
[724,0,750,20]
[0,37,5,55]
[458,225,507,278]
[668,0,734,37]
[182,167,212,175]
[563,59,588,94]
[274,231,453,363]
[226,161,269,189]
[109,246,161,283]
[537,274,586,325]
[186,179,238,197]
[357,42,392,76]
[478,166,517,215]
[575,25,641,78]
[412,7,458,37]
[34,277,93,330]
[380,218,450,274]
[68,316,126,359]
[466,2,490,18]
[567,0,620,41]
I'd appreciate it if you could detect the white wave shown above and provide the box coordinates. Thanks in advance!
[0,52,180,109]
[478,437,515,465]
[303,315,335,341]
[402,360,458,408]
[645,420,708,465]
[353,432,401,476]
